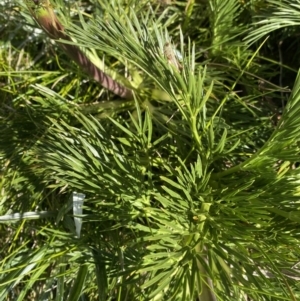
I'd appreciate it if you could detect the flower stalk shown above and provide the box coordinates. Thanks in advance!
[25,0,133,99]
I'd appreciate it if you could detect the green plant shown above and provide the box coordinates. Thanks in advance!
[1,0,300,300]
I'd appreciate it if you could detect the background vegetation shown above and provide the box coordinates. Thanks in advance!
[1,0,300,300]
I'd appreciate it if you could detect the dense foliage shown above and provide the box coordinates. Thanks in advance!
[1,0,300,300]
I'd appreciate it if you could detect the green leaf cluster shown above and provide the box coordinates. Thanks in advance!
[1,0,300,300]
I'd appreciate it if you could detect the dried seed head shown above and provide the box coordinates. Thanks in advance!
[163,42,182,71]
